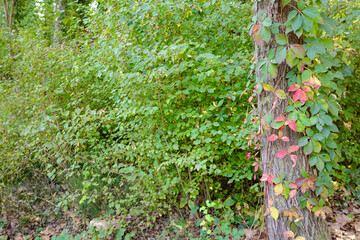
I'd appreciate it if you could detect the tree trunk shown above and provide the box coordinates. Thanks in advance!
[53,0,63,45]
[1,0,15,58]
[253,1,330,239]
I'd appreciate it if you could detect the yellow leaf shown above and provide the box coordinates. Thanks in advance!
[270,207,279,220]
[295,236,306,240]
[274,183,284,196]
[263,84,274,91]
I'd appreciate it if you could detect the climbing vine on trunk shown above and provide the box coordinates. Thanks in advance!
[250,0,341,239]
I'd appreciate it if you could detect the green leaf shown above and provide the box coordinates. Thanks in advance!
[261,26,271,43]
[312,139,322,153]
[313,133,324,141]
[302,15,313,32]
[263,84,274,91]
[307,45,317,60]
[291,44,306,59]
[263,17,272,27]
[276,46,287,64]
[296,120,305,132]
[286,49,296,67]
[304,141,313,155]
[316,160,324,171]
[283,0,291,6]
[310,156,318,166]
[275,89,287,99]
[302,70,311,81]
[297,0,305,10]
[275,34,288,45]
[301,170,308,178]
[268,63,278,78]
[302,7,320,18]
[299,137,309,147]
[224,198,235,207]
[326,139,337,149]
[291,15,303,32]
[271,121,285,129]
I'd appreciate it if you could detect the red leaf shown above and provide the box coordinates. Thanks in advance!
[252,24,261,36]
[303,76,322,91]
[267,175,275,185]
[260,174,269,182]
[293,89,302,102]
[289,182,297,189]
[295,178,306,187]
[299,90,308,104]
[267,134,279,141]
[275,115,286,122]
[288,145,299,153]
[279,125,285,131]
[281,136,290,142]
[255,165,259,172]
[289,189,297,199]
[252,162,257,166]
[276,150,287,159]
[290,154,298,167]
[288,84,300,92]
[287,120,297,132]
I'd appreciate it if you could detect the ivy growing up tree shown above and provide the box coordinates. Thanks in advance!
[252,0,341,239]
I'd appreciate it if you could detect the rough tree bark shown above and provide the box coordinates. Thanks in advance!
[53,0,64,45]
[1,0,15,57]
[253,1,330,240]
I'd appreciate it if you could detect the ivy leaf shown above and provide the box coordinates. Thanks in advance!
[302,15,313,32]
[312,139,322,153]
[283,0,292,6]
[304,142,313,155]
[296,120,305,132]
[276,150,288,159]
[267,134,279,141]
[275,89,287,99]
[275,34,288,45]
[302,70,311,81]
[289,189,297,199]
[284,231,295,239]
[303,6,321,18]
[281,136,290,142]
[274,183,284,196]
[271,121,285,129]
[270,207,279,220]
[291,15,303,32]
[263,17,272,27]
[288,145,299,153]
[290,155,298,167]
[303,75,321,90]
[287,120,297,132]
[326,139,337,149]
[263,84,274,91]
[286,49,296,67]
[275,115,286,122]
[288,84,300,92]
[310,156,318,166]
[298,137,309,147]
[313,133,324,141]
[260,26,271,43]
[268,63,278,78]
[291,44,306,59]
[276,46,287,63]
[293,89,302,102]
[316,159,324,171]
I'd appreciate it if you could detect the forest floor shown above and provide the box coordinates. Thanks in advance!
[0,183,359,240]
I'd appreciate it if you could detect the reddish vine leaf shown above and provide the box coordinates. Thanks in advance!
[288,145,299,153]
[295,177,306,187]
[301,85,311,92]
[252,24,263,45]
[275,115,286,122]
[267,134,279,141]
[299,90,309,104]
[293,89,302,102]
[261,174,275,185]
[289,182,297,189]
[290,154,298,167]
[287,120,297,131]
[276,150,288,159]
[281,136,290,142]
[289,189,297,199]
[288,83,300,92]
